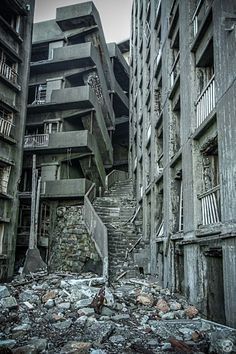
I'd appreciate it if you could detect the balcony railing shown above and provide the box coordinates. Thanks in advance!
[0,117,14,137]
[0,179,8,194]
[170,52,180,87]
[198,185,220,225]
[192,0,209,37]
[0,61,18,85]
[196,75,215,128]
[24,134,49,148]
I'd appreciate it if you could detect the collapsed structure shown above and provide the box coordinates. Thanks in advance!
[0,0,35,279]
[129,0,236,328]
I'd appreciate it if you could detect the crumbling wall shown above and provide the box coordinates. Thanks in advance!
[49,205,102,274]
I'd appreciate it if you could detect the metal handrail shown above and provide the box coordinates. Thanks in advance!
[105,169,128,190]
[83,183,108,280]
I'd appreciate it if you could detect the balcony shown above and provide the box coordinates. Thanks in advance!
[198,185,220,226]
[0,60,18,85]
[196,75,215,129]
[30,43,96,74]
[0,116,14,138]
[42,178,92,199]
[24,134,49,149]
[24,131,90,153]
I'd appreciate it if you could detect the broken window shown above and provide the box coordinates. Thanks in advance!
[28,84,47,105]
[0,5,20,32]
[155,186,164,237]
[170,97,181,156]
[171,166,183,233]
[198,137,220,225]
[44,121,62,134]
[31,43,49,62]
[0,166,11,194]
[155,122,163,176]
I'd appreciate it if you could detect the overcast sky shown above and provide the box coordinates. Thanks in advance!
[34,0,133,43]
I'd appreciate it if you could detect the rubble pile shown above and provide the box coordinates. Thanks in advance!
[0,273,235,353]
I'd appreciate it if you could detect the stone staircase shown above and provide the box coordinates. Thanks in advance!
[93,179,143,279]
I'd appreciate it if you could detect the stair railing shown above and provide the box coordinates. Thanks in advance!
[83,183,108,280]
[105,170,128,190]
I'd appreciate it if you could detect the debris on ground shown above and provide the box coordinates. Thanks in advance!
[0,272,235,353]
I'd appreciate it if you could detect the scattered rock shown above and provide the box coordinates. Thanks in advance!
[155,299,170,313]
[42,291,56,303]
[185,306,199,319]
[60,341,91,354]
[0,339,17,349]
[137,294,153,306]
[0,296,18,309]
[0,286,10,299]
[53,319,72,331]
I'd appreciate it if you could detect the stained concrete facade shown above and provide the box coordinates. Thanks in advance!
[129,0,236,327]
[0,0,35,280]
[16,2,129,272]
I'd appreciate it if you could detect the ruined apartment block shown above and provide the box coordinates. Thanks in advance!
[0,0,35,280]
[129,0,236,327]
[16,3,129,276]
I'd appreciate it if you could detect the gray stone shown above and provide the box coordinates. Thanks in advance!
[179,328,195,341]
[45,299,55,308]
[75,315,87,326]
[12,323,31,333]
[101,306,115,317]
[12,345,37,353]
[86,321,115,343]
[0,296,18,309]
[162,342,172,350]
[78,307,94,316]
[19,290,40,304]
[53,319,72,330]
[161,312,175,320]
[112,314,130,321]
[75,298,92,309]
[90,350,107,354]
[0,286,10,299]
[109,335,125,344]
[0,339,17,348]
[57,302,71,310]
[29,338,47,352]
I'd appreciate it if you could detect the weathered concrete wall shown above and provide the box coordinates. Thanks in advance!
[50,205,102,274]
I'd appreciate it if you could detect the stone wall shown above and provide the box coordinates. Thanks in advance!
[49,205,102,274]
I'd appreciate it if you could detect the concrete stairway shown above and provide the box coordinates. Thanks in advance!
[93,179,142,279]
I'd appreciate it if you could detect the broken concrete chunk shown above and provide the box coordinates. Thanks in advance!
[42,290,56,303]
[60,341,91,354]
[0,296,18,309]
[137,294,153,306]
[0,339,17,348]
[53,319,72,331]
[155,299,170,313]
[0,285,10,299]
[185,306,199,319]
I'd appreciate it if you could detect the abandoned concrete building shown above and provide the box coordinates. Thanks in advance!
[129,0,236,327]
[15,2,130,278]
[0,0,35,279]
